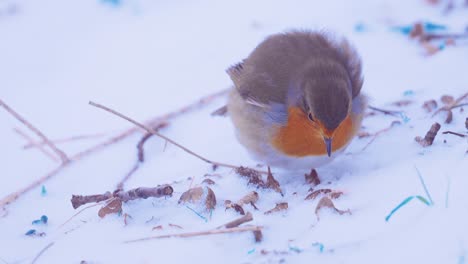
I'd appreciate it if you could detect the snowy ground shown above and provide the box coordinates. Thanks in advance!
[1,0,468,263]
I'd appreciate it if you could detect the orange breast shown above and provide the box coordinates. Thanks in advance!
[272,107,355,157]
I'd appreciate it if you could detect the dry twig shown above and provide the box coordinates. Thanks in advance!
[415,122,441,147]
[432,92,468,118]
[361,121,401,151]
[264,203,288,215]
[0,89,229,214]
[218,212,253,229]
[31,242,55,264]
[90,101,267,175]
[0,99,69,163]
[124,225,263,243]
[14,128,59,162]
[368,106,402,117]
[442,131,467,138]
[23,133,105,150]
[71,185,173,209]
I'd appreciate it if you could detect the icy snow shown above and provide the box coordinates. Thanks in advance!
[0,0,467,263]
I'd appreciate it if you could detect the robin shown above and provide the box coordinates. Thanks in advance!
[226,30,366,170]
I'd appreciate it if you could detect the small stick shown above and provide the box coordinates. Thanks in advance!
[0,89,230,214]
[442,131,467,138]
[89,101,267,175]
[0,99,69,163]
[31,242,55,264]
[361,121,401,151]
[71,185,174,209]
[432,92,468,117]
[415,122,441,147]
[368,106,402,117]
[58,201,107,229]
[23,133,105,149]
[218,212,253,229]
[124,225,263,243]
[116,164,140,191]
[14,128,59,162]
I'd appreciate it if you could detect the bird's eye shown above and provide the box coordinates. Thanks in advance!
[308,113,315,122]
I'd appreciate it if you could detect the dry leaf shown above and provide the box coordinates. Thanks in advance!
[201,178,215,185]
[152,225,163,231]
[168,223,183,229]
[237,191,259,206]
[305,189,332,200]
[98,198,122,218]
[422,100,438,112]
[305,169,320,186]
[178,186,216,211]
[441,95,455,105]
[266,168,283,195]
[264,203,288,215]
[253,230,263,242]
[315,197,351,220]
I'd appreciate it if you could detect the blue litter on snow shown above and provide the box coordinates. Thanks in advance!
[25,229,36,236]
[312,242,325,253]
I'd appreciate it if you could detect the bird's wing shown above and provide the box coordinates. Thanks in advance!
[226,61,245,89]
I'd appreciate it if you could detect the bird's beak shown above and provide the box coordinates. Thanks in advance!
[323,137,332,157]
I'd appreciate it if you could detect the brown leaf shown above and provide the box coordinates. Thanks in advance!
[235,166,264,187]
[253,230,263,243]
[237,191,259,206]
[329,191,344,199]
[315,197,351,220]
[422,100,438,112]
[305,169,320,186]
[98,198,122,218]
[152,225,163,231]
[225,200,246,215]
[441,95,455,105]
[465,117,468,130]
[265,167,283,195]
[201,178,216,185]
[264,202,288,215]
[179,186,216,211]
[305,189,332,200]
[410,22,424,39]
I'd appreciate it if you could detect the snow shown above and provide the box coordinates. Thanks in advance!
[1,0,467,263]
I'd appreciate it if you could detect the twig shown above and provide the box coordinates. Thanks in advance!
[116,164,140,190]
[14,128,59,162]
[124,225,263,243]
[23,133,105,149]
[89,101,268,175]
[218,212,253,229]
[415,122,441,147]
[0,89,229,214]
[432,92,468,117]
[71,185,173,209]
[442,131,467,138]
[368,106,402,117]
[0,99,69,163]
[361,121,401,151]
[58,201,107,229]
[31,242,54,264]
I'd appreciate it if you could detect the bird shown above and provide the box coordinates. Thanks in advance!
[226,30,366,170]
